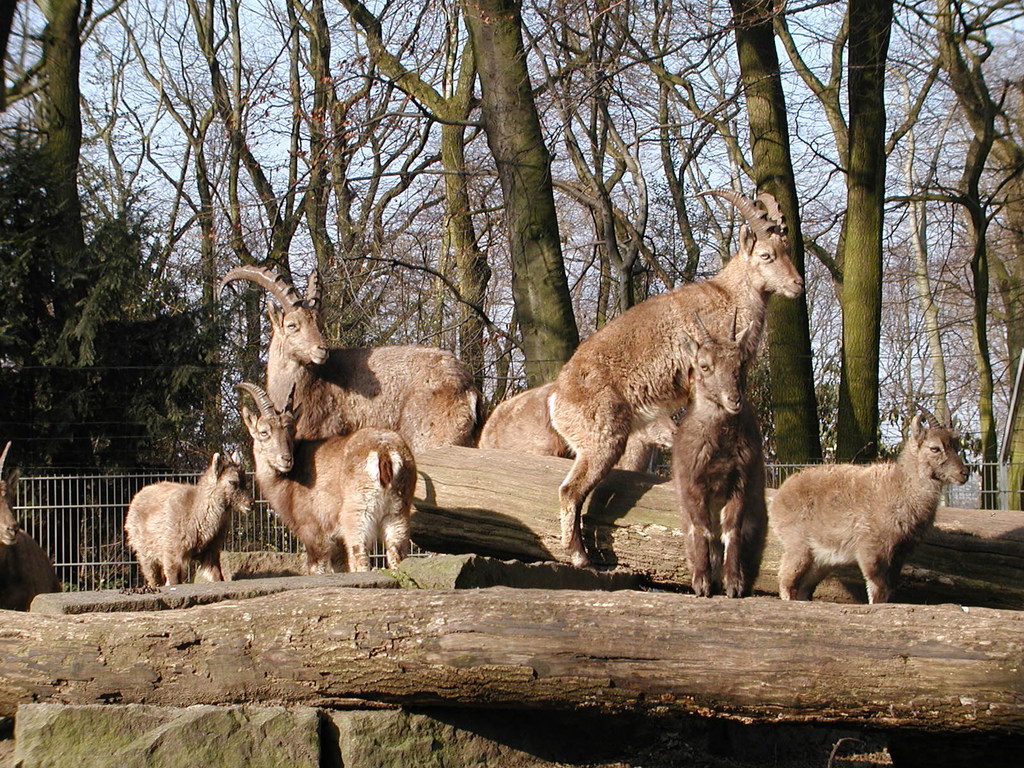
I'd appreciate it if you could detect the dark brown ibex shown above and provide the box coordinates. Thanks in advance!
[219,265,479,451]
[0,442,60,610]
[239,382,415,573]
[671,317,766,598]
[769,409,969,603]
[549,190,803,567]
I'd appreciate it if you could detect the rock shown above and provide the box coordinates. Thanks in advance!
[325,707,649,768]
[29,571,397,614]
[396,553,643,590]
[13,704,320,768]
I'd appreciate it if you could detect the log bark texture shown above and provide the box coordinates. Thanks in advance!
[412,448,1024,608]
[0,587,1021,734]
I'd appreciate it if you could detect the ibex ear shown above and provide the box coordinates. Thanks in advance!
[229,450,243,466]
[241,406,257,435]
[909,413,925,442]
[739,224,756,255]
[211,452,224,475]
[3,470,19,502]
[679,329,698,357]
[267,303,285,329]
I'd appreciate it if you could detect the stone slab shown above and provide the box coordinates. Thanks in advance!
[29,570,397,614]
[13,704,320,768]
[396,552,643,591]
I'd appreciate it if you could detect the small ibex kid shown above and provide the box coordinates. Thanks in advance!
[769,409,969,603]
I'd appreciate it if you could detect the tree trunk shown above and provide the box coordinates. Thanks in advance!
[409,448,1024,609]
[728,0,822,463]
[1,586,1021,733]
[39,0,85,280]
[462,0,579,385]
[836,0,893,462]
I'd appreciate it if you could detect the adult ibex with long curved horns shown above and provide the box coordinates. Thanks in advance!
[549,189,804,568]
[219,265,480,451]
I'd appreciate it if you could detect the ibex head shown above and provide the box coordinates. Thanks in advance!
[699,189,804,300]
[218,265,329,367]
[909,407,969,486]
[1,442,21,547]
[238,382,299,475]
[207,450,254,515]
[682,312,747,416]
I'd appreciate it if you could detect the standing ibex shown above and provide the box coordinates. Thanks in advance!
[479,383,673,473]
[671,317,766,598]
[0,442,60,610]
[219,265,480,451]
[125,451,253,586]
[769,409,969,604]
[549,190,803,567]
[239,382,415,573]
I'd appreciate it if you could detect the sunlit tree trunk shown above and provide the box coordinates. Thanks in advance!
[728,0,822,463]
[836,0,893,462]
[462,0,579,385]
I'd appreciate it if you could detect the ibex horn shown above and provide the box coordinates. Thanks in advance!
[0,442,10,474]
[698,188,782,241]
[218,265,305,310]
[305,269,323,313]
[918,405,942,429]
[692,313,714,344]
[237,382,277,417]
[756,192,788,236]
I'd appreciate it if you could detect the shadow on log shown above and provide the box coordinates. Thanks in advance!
[412,448,1024,608]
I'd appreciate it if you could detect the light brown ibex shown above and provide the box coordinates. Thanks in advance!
[239,382,415,573]
[671,316,767,598]
[769,408,969,604]
[219,265,479,451]
[0,442,60,610]
[549,190,803,567]
[478,382,673,473]
[125,451,253,587]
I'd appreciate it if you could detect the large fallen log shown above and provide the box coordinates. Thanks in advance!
[0,587,1021,735]
[412,448,1024,608]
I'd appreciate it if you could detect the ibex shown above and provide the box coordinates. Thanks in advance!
[239,382,415,573]
[769,409,969,604]
[478,382,674,473]
[0,442,60,610]
[125,451,253,587]
[671,317,767,598]
[549,190,803,567]
[219,265,480,451]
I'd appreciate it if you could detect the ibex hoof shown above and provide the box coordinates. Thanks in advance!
[569,550,591,569]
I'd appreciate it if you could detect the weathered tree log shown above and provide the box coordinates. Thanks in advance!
[0,587,1021,735]
[412,448,1024,608]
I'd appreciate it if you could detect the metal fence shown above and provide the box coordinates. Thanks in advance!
[9,463,1020,592]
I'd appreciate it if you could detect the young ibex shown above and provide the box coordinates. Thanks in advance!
[769,409,969,604]
[0,442,60,610]
[671,317,767,598]
[219,265,480,451]
[239,382,415,573]
[549,190,803,567]
[478,382,673,473]
[125,451,253,587]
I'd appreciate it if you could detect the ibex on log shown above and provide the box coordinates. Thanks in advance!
[549,190,803,567]
[769,408,969,604]
[219,265,480,451]
[671,316,767,598]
